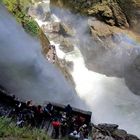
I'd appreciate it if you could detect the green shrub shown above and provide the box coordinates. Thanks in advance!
[2,0,39,36]
[0,117,50,140]
[24,18,39,36]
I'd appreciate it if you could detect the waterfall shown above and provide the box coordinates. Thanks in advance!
[31,1,140,136]
[1,1,140,137]
[65,47,140,137]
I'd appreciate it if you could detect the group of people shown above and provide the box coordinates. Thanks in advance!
[0,88,90,140]
[9,100,90,139]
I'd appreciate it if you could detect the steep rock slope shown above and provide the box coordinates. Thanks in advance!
[51,0,140,30]
[117,0,140,32]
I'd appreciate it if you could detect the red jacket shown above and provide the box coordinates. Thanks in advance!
[52,121,61,127]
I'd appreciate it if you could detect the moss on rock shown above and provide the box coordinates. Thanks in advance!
[3,0,39,36]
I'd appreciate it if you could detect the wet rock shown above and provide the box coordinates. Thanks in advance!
[59,23,75,37]
[60,37,74,53]
[124,55,140,95]
[88,19,114,38]
[51,0,140,32]
[112,129,127,139]
[88,1,129,28]
[56,59,75,86]
[94,133,106,140]
[92,126,115,140]
[109,2,129,28]
[28,2,50,20]
[117,0,140,33]
[41,21,75,37]
[51,0,130,28]
[97,124,119,132]
[82,18,127,77]
[126,134,140,140]
[92,124,139,140]
[41,22,60,33]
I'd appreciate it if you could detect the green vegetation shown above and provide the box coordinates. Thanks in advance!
[2,0,39,36]
[0,117,49,140]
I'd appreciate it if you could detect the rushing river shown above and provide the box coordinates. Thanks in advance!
[0,1,140,137]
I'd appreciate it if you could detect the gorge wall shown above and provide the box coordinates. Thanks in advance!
[50,0,140,30]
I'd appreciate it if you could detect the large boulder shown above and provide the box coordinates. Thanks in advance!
[28,2,50,20]
[59,23,75,37]
[88,1,129,28]
[60,37,74,53]
[41,21,75,37]
[88,18,122,38]
[97,124,119,132]
[112,129,127,139]
[80,18,133,77]
[92,123,140,140]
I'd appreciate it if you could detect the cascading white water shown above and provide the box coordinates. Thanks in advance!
[31,1,140,137]
[65,47,140,137]
[52,42,140,136]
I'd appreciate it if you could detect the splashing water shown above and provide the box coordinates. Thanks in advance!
[0,5,86,108]
[50,40,140,136]
[32,1,140,136]
[65,47,140,137]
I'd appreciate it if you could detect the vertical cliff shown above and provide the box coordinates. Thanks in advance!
[50,0,140,31]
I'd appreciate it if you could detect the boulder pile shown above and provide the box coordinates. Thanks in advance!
[92,123,140,140]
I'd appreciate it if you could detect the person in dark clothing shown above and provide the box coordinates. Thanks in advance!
[10,102,25,119]
[20,108,35,127]
[35,105,44,128]
[46,103,53,112]
[43,103,54,131]
[61,119,68,137]
[44,103,53,118]
[65,104,72,119]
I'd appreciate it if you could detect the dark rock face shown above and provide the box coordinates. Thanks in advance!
[50,0,140,95]
[124,55,140,95]
[98,124,119,132]
[117,0,140,33]
[51,0,140,31]
[126,134,140,140]
[93,123,140,140]
[112,129,127,139]
[80,18,137,78]
[88,1,129,28]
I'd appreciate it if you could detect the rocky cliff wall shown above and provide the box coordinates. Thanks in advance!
[117,0,140,32]
[50,0,140,31]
